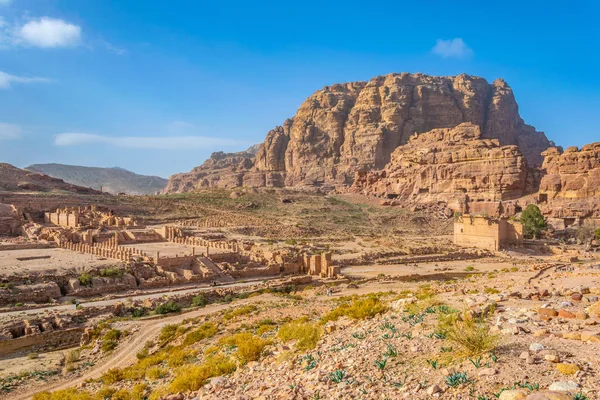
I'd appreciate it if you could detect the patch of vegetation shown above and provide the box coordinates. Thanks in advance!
[182,323,219,346]
[219,332,269,365]
[321,296,388,323]
[191,294,207,307]
[168,354,236,393]
[101,367,125,384]
[277,319,322,351]
[223,304,257,321]
[520,204,547,239]
[442,312,499,357]
[154,301,181,315]
[98,268,124,278]
[77,273,93,287]
[446,372,471,387]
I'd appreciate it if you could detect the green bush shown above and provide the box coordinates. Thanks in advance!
[520,204,547,239]
[192,294,207,307]
[78,273,93,287]
[98,268,124,278]
[155,301,181,315]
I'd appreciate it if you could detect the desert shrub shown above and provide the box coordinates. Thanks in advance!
[442,312,499,357]
[136,348,149,360]
[155,301,181,315]
[596,227,600,241]
[520,204,547,239]
[78,273,93,287]
[277,320,322,351]
[158,324,180,343]
[101,367,125,384]
[130,384,148,400]
[95,387,117,399]
[101,339,117,353]
[219,332,269,364]
[32,388,92,400]
[111,389,134,400]
[168,354,236,393]
[27,352,39,359]
[223,305,257,320]
[182,323,218,346]
[98,268,123,278]
[131,307,146,318]
[167,347,197,367]
[322,297,388,323]
[103,329,121,342]
[145,366,168,380]
[191,294,207,307]
[66,349,81,363]
[123,351,167,380]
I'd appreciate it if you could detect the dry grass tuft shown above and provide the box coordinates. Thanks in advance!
[277,319,322,351]
[442,312,499,357]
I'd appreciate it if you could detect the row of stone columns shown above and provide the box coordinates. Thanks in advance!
[60,240,148,263]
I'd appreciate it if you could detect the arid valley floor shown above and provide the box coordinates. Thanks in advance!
[0,187,599,400]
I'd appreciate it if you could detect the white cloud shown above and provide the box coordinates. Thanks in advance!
[432,38,473,59]
[19,17,81,48]
[0,122,22,140]
[0,70,53,89]
[54,133,247,150]
[0,0,12,6]
[97,39,126,55]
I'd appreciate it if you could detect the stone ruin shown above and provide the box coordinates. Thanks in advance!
[453,214,524,251]
[44,205,139,228]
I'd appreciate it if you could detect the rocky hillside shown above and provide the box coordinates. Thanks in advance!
[352,123,534,211]
[27,164,168,195]
[0,163,101,194]
[162,145,262,193]
[164,73,553,193]
[539,143,600,222]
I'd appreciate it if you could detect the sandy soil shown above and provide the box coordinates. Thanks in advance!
[0,248,116,276]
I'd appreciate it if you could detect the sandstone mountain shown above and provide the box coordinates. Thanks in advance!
[0,163,101,194]
[162,145,261,193]
[351,123,535,212]
[539,143,600,223]
[27,164,168,195]
[164,73,552,193]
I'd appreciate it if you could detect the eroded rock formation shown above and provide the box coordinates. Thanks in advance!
[352,123,533,211]
[0,203,23,236]
[165,73,552,192]
[539,144,600,222]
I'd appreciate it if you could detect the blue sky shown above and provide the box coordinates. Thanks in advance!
[1,0,599,178]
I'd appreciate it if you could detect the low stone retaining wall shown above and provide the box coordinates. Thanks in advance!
[0,327,84,356]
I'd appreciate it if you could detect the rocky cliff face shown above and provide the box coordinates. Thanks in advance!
[351,123,533,211]
[539,144,600,220]
[165,73,552,193]
[162,145,262,192]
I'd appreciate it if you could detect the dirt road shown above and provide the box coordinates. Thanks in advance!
[10,294,276,400]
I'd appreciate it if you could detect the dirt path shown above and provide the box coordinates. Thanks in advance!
[10,295,276,400]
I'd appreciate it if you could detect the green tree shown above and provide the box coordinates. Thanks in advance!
[520,204,547,239]
[595,228,600,241]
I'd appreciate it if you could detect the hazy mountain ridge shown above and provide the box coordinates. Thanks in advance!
[26,164,168,195]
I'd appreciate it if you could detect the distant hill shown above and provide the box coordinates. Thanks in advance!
[0,163,101,194]
[26,164,168,195]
